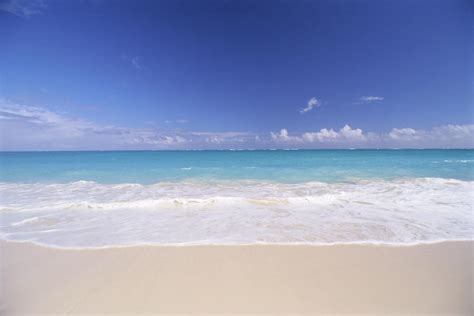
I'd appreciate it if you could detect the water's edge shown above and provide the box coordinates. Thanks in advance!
[2,237,473,251]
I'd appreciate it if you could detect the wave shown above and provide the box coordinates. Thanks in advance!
[0,178,472,248]
[443,159,474,163]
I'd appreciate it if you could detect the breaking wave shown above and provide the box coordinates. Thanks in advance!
[0,178,472,248]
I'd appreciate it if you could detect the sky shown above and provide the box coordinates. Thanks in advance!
[0,0,472,150]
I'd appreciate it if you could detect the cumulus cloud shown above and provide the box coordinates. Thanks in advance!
[302,128,338,142]
[0,0,45,18]
[302,125,366,143]
[300,97,321,114]
[271,129,289,141]
[271,124,474,148]
[339,125,366,141]
[271,129,302,142]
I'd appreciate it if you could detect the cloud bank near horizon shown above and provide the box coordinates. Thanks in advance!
[270,125,474,149]
[1,100,473,150]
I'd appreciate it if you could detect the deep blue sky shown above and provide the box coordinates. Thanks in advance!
[0,0,472,149]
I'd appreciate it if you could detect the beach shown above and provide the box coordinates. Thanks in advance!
[1,240,472,315]
[1,151,473,315]
[1,0,473,313]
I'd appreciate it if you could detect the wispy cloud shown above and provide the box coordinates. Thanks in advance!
[388,128,419,141]
[0,0,46,18]
[122,54,143,70]
[0,99,190,150]
[300,97,321,114]
[165,119,189,124]
[0,100,256,150]
[355,96,384,104]
[192,131,252,145]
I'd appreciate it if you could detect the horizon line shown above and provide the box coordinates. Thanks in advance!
[1,148,473,153]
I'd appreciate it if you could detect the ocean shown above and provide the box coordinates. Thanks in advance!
[0,149,473,248]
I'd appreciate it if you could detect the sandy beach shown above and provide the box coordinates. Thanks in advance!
[1,240,472,315]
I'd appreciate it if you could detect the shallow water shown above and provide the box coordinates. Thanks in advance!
[1,149,473,183]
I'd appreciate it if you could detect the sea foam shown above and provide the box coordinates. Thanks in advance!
[0,178,472,248]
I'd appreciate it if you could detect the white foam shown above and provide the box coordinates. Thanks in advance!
[0,178,472,248]
[443,159,474,163]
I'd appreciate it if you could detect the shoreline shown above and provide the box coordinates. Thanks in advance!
[1,237,473,250]
[1,240,472,315]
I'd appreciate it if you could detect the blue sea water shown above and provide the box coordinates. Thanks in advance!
[1,149,473,183]
[0,150,473,248]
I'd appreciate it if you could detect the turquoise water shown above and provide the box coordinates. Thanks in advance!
[0,150,473,247]
[1,149,473,183]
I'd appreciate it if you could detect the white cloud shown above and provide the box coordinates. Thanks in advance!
[122,55,143,70]
[387,125,474,147]
[121,130,189,146]
[0,0,45,18]
[339,125,366,141]
[433,124,474,140]
[192,131,249,138]
[192,131,250,144]
[271,124,474,148]
[0,99,192,150]
[271,129,303,142]
[302,128,337,142]
[301,125,366,143]
[271,128,289,141]
[206,136,243,144]
[162,135,187,145]
[300,97,321,114]
[131,57,142,70]
[357,96,384,103]
[1,100,472,150]
[389,128,420,141]
[165,119,189,124]
[0,100,95,138]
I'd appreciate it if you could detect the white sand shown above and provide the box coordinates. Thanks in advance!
[1,240,472,315]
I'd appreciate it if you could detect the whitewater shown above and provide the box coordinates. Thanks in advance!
[1,177,472,248]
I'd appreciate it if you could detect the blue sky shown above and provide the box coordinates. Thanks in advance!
[0,0,472,150]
